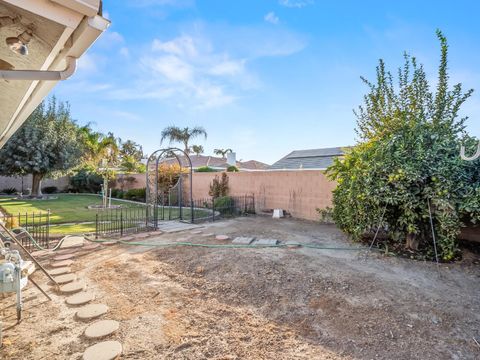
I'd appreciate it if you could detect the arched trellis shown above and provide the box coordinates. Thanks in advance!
[146,148,194,228]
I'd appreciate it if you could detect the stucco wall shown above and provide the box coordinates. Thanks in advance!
[184,170,336,221]
[0,175,70,192]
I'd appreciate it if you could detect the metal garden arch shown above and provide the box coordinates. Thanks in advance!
[146,148,194,228]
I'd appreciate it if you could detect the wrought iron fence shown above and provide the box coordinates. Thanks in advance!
[191,194,256,223]
[95,206,150,238]
[0,211,50,251]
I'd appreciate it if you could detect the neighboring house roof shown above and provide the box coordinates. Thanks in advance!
[0,0,108,148]
[269,146,348,170]
[159,155,269,171]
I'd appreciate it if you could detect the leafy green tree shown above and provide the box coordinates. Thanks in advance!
[160,126,207,153]
[327,31,479,261]
[191,144,204,156]
[0,98,84,197]
[214,148,233,158]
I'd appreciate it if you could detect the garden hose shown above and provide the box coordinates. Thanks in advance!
[83,234,368,251]
[10,227,71,251]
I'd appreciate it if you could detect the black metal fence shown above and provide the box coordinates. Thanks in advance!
[191,194,256,223]
[94,195,255,237]
[1,211,50,251]
[95,206,149,238]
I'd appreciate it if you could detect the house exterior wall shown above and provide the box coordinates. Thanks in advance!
[183,170,336,221]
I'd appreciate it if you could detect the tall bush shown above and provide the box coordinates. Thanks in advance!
[209,172,229,198]
[327,31,480,260]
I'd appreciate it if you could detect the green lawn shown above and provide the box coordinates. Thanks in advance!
[0,194,211,235]
[0,194,144,224]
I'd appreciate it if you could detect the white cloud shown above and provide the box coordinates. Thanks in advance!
[279,0,314,8]
[119,47,130,58]
[264,12,280,25]
[102,24,306,109]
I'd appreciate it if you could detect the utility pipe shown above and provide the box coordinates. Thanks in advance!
[0,56,77,81]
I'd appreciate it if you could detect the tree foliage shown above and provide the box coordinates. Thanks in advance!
[160,126,207,153]
[0,97,84,196]
[214,148,233,158]
[327,31,480,261]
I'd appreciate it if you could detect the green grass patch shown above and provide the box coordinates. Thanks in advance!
[0,194,144,224]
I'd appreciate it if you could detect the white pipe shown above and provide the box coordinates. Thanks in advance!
[0,56,77,81]
[460,142,480,161]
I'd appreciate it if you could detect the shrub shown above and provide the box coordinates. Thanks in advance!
[1,187,17,195]
[196,166,217,172]
[226,165,239,172]
[316,206,335,224]
[124,188,146,202]
[327,31,480,261]
[110,188,125,199]
[70,169,103,193]
[209,172,229,198]
[42,186,58,194]
[214,196,235,215]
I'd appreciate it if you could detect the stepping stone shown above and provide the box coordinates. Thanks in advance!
[52,254,75,261]
[49,267,72,276]
[66,292,95,306]
[59,280,86,294]
[101,241,117,246]
[55,248,80,255]
[83,341,122,360]
[190,230,202,235]
[60,236,85,249]
[83,243,101,251]
[76,304,109,321]
[232,237,255,245]
[30,250,53,258]
[84,320,120,339]
[254,238,279,246]
[53,273,77,285]
[201,233,214,238]
[215,235,230,241]
[50,260,74,268]
[285,241,301,248]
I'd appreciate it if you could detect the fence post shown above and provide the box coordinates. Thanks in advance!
[212,197,215,222]
[120,209,124,236]
[46,209,50,249]
[95,213,99,239]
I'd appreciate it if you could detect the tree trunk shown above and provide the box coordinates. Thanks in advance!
[31,173,44,198]
[405,233,419,250]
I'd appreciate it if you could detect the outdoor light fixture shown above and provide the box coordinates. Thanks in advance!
[6,30,32,56]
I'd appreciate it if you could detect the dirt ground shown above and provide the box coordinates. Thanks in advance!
[1,216,480,359]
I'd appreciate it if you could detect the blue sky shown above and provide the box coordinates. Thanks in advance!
[54,0,480,164]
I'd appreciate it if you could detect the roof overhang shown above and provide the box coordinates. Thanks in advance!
[0,0,109,148]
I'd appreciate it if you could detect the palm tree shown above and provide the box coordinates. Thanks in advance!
[160,126,207,153]
[191,145,204,156]
[214,148,233,158]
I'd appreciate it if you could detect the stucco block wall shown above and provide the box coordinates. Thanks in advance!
[184,170,336,221]
[0,175,70,192]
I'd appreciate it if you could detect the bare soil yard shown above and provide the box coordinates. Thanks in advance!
[1,217,479,359]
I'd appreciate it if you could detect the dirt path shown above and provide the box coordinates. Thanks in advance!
[1,217,479,359]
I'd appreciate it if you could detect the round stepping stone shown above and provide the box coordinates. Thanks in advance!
[52,254,75,261]
[82,341,122,360]
[84,320,120,339]
[83,243,101,250]
[76,304,109,321]
[30,250,52,258]
[101,241,117,246]
[215,235,230,241]
[50,260,74,268]
[59,280,86,294]
[66,292,95,306]
[53,273,77,285]
[49,267,71,276]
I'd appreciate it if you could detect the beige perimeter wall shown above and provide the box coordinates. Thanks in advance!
[184,171,336,221]
[0,175,70,192]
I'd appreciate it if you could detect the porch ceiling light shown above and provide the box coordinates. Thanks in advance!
[6,30,33,56]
